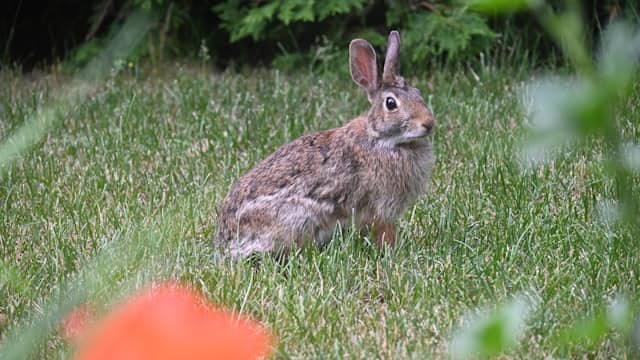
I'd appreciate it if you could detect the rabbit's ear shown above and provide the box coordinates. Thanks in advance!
[350,39,379,101]
[383,31,401,84]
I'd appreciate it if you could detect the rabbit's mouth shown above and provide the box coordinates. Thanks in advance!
[403,129,432,141]
[394,134,431,149]
[397,137,430,150]
[373,126,431,148]
[401,118,434,140]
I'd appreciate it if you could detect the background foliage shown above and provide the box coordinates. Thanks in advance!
[2,0,638,72]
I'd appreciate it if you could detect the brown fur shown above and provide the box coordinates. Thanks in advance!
[216,31,436,257]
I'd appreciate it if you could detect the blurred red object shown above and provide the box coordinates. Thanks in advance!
[60,303,95,344]
[71,283,273,360]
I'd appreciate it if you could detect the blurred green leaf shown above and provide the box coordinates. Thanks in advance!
[608,297,632,331]
[597,198,621,226]
[633,318,640,352]
[0,107,58,175]
[0,11,156,358]
[622,143,640,173]
[519,77,612,167]
[598,21,640,93]
[0,207,184,359]
[562,80,609,136]
[537,3,593,74]
[560,312,609,347]
[450,296,534,358]
[520,20,640,169]
[0,10,154,178]
[555,296,633,349]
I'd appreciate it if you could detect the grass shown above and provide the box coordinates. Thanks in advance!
[0,62,638,358]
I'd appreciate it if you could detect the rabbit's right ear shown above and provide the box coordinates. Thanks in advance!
[349,39,379,101]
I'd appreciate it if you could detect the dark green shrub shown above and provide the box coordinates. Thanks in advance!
[386,2,497,61]
[212,0,368,43]
[212,0,498,70]
[2,0,637,71]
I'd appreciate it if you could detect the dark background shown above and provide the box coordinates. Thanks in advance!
[1,0,635,71]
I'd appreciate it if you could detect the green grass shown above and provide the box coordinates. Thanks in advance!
[0,63,638,358]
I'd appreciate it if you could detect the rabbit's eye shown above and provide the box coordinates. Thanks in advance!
[385,97,397,111]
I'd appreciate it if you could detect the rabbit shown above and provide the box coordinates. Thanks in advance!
[216,30,435,258]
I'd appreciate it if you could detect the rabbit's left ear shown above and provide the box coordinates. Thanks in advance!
[383,31,402,85]
[350,39,379,101]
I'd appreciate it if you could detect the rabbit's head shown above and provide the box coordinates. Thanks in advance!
[350,31,435,147]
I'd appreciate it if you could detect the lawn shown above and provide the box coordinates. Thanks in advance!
[1,63,638,358]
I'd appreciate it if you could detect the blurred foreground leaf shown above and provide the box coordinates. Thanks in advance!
[0,206,187,359]
[0,10,155,178]
[0,10,156,359]
[450,296,534,358]
[554,296,634,350]
[520,20,640,168]
[598,22,640,93]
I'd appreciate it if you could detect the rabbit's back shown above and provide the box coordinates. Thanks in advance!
[216,127,362,256]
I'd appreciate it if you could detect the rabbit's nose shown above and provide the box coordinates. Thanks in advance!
[422,122,434,134]
[421,114,435,134]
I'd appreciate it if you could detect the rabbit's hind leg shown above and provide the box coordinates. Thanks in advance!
[373,222,396,248]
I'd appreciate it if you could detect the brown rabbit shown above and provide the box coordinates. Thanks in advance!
[216,31,435,258]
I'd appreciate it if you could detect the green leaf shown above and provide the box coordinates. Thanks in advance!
[622,144,640,173]
[450,296,534,358]
[554,297,633,350]
[598,21,640,93]
[519,76,612,168]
